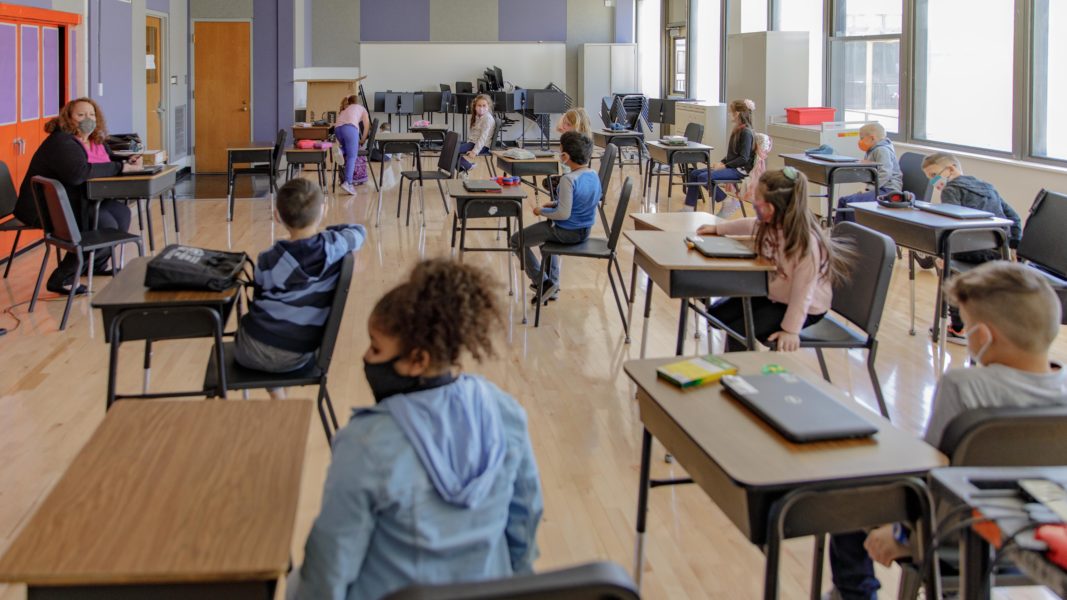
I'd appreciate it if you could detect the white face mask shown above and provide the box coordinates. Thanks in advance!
[965,323,993,366]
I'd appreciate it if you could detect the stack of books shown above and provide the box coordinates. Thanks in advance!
[659,135,688,146]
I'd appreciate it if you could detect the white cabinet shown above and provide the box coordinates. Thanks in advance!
[578,43,637,125]
[673,101,730,158]
[725,31,809,132]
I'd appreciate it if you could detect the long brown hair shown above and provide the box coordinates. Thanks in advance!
[45,97,107,145]
[729,98,754,131]
[753,169,853,285]
[339,94,360,112]
[469,94,494,128]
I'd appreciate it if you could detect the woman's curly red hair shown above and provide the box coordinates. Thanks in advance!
[45,97,107,145]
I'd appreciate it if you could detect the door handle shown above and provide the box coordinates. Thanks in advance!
[241,102,249,112]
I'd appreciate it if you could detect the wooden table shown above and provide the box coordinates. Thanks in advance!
[374,132,424,226]
[91,256,240,407]
[494,151,560,200]
[643,140,714,211]
[780,153,880,224]
[624,229,774,355]
[626,352,946,597]
[630,211,721,232]
[88,165,181,252]
[226,142,275,222]
[852,201,1012,366]
[0,400,311,599]
[291,124,331,141]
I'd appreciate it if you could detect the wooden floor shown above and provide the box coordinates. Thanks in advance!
[1,157,1063,599]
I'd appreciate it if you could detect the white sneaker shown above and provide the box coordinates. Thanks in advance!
[340,182,357,195]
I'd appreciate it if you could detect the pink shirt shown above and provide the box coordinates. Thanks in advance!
[714,217,832,333]
[80,140,111,164]
[335,104,368,130]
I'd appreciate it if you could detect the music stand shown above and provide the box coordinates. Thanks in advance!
[456,81,473,94]
[373,92,386,113]
[421,91,443,124]
[529,90,566,149]
[647,98,677,136]
[494,66,504,89]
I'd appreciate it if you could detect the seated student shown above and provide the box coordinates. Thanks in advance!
[920,152,1023,343]
[543,107,594,193]
[334,94,371,195]
[834,122,903,223]
[288,258,543,600]
[235,179,366,397]
[458,94,496,173]
[695,167,853,351]
[510,131,601,304]
[828,262,1067,600]
[683,99,756,211]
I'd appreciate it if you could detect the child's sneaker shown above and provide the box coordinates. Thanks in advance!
[530,280,559,304]
[340,182,357,195]
[913,253,937,269]
[946,326,968,346]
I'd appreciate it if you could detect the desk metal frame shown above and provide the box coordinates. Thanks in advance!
[781,153,880,226]
[88,166,180,252]
[643,142,713,211]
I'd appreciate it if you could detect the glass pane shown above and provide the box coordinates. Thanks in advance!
[833,0,902,36]
[691,0,721,102]
[776,0,824,106]
[638,0,662,98]
[1034,0,1067,160]
[914,0,1012,151]
[830,38,899,133]
[673,38,687,93]
[741,0,768,33]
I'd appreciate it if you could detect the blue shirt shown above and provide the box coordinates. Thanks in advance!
[541,168,601,231]
[295,375,543,600]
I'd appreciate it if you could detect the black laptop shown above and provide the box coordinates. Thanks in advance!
[118,165,165,177]
[688,236,757,259]
[913,200,994,219]
[808,153,860,163]
[463,180,502,193]
[531,150,557,158]
[721,373,878,443]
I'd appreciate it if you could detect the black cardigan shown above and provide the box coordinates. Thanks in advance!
[721,127,755,173]
[15,131,124,228]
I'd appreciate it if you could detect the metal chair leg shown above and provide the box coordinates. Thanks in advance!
[867,340,890,419]
[59,252,83,330]
[815,348,831,382]
[534,256,549,327]
[29,245,50,313]
[4,230,21,278]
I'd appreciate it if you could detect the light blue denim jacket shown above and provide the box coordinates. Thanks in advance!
[295,374,543,600]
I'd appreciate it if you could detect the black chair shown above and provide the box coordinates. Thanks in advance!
[1017,189,1067,324]
[398,131,460,226]
[899,152,928,199]
[798,222,895,419]
[381,561,639,600]
[28,176,144,331]
[535,177,633,342]
[895,406,1067,598]
[203,253,354,443]
[228,128,286,221]
[0,160,38,278]
[596,144,618,234]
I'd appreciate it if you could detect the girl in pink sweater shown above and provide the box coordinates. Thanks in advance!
[696,167,852,351]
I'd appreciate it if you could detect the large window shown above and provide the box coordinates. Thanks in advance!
[775,0,824,107]
[637,0,662,98]
[741,0,768,33]
[690,0,721,102]
[1033,0,1067,160]
[914,0,1013,152]
[672,37,687,94]
[829,0,901,133]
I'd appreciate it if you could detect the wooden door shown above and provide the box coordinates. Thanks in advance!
[145,15,163,151]
[193,21,250,173]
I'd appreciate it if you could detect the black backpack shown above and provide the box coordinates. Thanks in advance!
[144,245,251,291]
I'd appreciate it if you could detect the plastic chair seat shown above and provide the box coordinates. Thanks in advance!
[540,237,612,259]
[203,341,323,390]
[0,216,31,232]
[798,314,867,347]
[400,170,450,181]
[78,228,145,252]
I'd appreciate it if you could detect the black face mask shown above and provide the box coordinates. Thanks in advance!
[363,357,457,403]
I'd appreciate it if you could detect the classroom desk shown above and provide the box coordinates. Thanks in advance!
[226,143,275,221]
[626,352,946,598]
[592,129,646,174]
[494,151,560,199]
[0,399,310,600]
[629,211,721,232]
[291,124,331,141]
[409,124,449,155]
[374,132,424,227]
[284,147,329,188]
[88,165,180,253]
[624,229,773,355]
[930,466,1067,600]
[643,140,714,211]
[91,256,240,407]
[780,153,880,224]
[852,201,1011,366]
[446,180,529,322]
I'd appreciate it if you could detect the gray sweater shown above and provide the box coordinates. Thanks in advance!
[865,138,903,193]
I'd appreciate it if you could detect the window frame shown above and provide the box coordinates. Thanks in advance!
[827,0,904,136]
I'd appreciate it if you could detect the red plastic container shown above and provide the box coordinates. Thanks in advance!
[785,107,836,125]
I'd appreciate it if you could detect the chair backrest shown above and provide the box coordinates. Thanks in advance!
[365,117,380,151]
[272,128,288,171]
[606,177,634,252]
[31,176,81,245]
[438,131,462,175]
[0,160,17,219]
[734,133,773,204]
[899,151,928,199]
[828,222,896,336]
[1018,189,1067,280]
[683,122,704,144]
[598,143,618,192]
[315,253,355,372]
[940,406,1067,466]
[381,561,640,600]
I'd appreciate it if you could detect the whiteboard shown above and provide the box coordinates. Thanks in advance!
[358,43,568,96]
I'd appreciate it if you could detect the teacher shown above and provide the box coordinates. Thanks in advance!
[15,97,143,294]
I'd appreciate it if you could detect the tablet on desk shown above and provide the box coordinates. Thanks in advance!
[913,201,994,219]
[117,165,165,177]
[531,150,556,158]
[807,154,860,163]
[686,236,757,259]
[463,180,502,193]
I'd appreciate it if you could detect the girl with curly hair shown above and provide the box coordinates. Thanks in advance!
[290,258,543,600]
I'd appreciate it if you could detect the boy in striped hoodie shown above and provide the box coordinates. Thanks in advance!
[234,178,366,397]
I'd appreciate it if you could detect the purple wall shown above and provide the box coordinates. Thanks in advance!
[6,0,50,8]
[20,26,39,121]
[499,0,566,42]
[615,0,635,44]
[89,0,133,132]
[42,26,59,117]
[0,24,16,125]
[147,0,170,13]
[252,0,294,141]
[360,0,430,42]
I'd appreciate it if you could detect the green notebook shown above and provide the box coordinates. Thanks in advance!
[656,355,738,389]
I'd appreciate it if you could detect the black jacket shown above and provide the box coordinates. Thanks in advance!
[721,127,755,173]
[942,175,1023,262]
[15,131,123,228]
